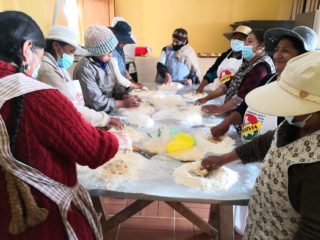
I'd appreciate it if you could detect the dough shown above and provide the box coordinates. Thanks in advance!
[124,127,147,143]
[130,88,152,97]
[143,127,170,154]
[195,132,236,154]
[189,166,208,177]
[122,104,154,116]
[168,146,205,162]
[127,113,155,128]
[147,93,186,107]
[173,161,239,191]
[99,159,128,177]
[182,92,207,102]
[158,82,184,93]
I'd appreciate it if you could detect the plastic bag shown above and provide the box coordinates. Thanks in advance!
[166,133,195,153]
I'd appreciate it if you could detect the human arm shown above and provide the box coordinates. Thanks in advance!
[196,79,209,93]
[210,111,242,138]
[289,162,320,239]
[195,86,226,105]
[201,98,238,115]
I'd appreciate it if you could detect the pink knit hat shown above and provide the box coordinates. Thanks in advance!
[84,24,118,56]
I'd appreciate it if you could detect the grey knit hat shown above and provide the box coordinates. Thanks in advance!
[84,24,118,56]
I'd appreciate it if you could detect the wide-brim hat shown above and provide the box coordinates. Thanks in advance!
[264,26,318,53]
[223,25,252,40]
[47,25,89,56]
[111,21,135,44]
[245,52,320,116]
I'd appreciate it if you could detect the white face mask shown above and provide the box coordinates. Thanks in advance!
[285,114,312,128]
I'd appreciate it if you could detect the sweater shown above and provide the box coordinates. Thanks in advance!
[0,66,119,239]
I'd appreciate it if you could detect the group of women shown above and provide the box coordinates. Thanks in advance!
[0,9,320,239]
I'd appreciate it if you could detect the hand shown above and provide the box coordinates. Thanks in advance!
[122,96,141,108]
[201,104,220,116]
[184,79,193,86]
[112,132,132,151]
[195,97,208,105]
[131,82,144,89]
[201,155,228,170]
[210,123,229,138]
[164,73,172,84]
[108,117,124,130]
[195,87,204,94]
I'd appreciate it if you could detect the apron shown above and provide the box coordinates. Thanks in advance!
[240,75,278,143]
[0,73,102,240]
[217,51,242,85]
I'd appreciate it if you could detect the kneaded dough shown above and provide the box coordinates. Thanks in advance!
[189,165,208,177]
[173,161,239,191]
[195,132,236,154]
[130,88,152,97]
[147,93,186,107]
[99,159,128,178]
[168,146,205,162]
[158,82,184,93]
[182,92,207,102]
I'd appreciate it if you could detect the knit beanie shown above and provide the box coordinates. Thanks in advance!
[84,24,118,56]
[172,28,188,42]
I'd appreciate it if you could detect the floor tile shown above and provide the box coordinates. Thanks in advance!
[140,201,159,217]
[174,219,195,240]
[175,207,210,220]
[158,201,174,218]
[183,202,211,209]
[104,203,126,216]
[102,225,119,240]
[117,229,174,240]
[121,216,174,231]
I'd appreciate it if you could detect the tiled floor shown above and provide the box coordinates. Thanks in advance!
[99,197,242,240]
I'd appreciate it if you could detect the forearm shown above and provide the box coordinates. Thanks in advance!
[217,99,237,114]
[197,79,209,91]
[206,86,225,100]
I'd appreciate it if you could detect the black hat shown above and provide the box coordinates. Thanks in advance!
[172,28,188,42]
[111,21,135,44]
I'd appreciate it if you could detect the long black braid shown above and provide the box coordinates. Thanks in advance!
[0,11,45,154]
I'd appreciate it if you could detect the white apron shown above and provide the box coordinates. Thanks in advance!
[0,73,102,240]
[241,75,278,143]
[217,51,243,85]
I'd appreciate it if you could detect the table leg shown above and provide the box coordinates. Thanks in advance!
[91,196,108,228]
[165,201,218,237]
[103,199,153,231]
[209,204,234,240]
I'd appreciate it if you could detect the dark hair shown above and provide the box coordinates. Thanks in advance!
[251,29,265,45]
[277,35,307,54]
[45,39,68,56]
[0,11,45,73]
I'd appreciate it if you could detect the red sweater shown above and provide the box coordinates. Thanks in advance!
[0,72,119,239]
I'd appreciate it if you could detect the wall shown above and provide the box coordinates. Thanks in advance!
[115,0,294,56]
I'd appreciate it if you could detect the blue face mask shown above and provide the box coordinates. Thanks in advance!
[285,114,312,128]
[57,53,74,69]
[230,39,244,52]
[242,45,255,61]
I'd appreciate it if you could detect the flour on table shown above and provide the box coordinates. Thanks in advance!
[127,113,155,128]
[130,88,152,97]
[122,104,155,116]
[168,146,205,162]
[96,151,145,182]
[195,132,236,154]
[147,93,186,107]
[158,82,184,93]
[173,161,239,191]
[124,127,147,143]
[182,92,207,102]
[143,127,170,154]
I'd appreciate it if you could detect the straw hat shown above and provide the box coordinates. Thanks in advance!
[245,52,320,116]
[47,25,89,56]
[223,25,252,40]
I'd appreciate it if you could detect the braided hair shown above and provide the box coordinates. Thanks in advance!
[0,11,45,152]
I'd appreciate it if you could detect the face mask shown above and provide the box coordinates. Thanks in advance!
[230,39,244,52]
[172,44,184,51]
[31,48,40,79]
[242,45,255,61]
[285,114,312,128]
[57,53,74,69]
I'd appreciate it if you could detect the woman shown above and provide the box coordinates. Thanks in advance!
[196,25,252,93]
[38,25,123,129]
[0,11,128,239]
[155,28,201,86]
[201,52,320,239]
[210,26,317,140]
[73,24,141,113]
[196,30,275,116]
